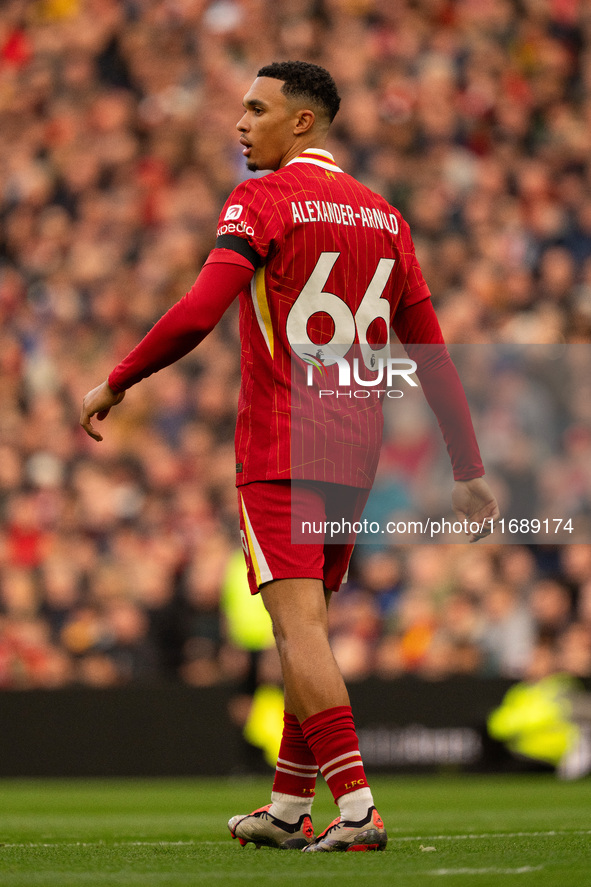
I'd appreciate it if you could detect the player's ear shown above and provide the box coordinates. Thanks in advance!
[293,108,315,135]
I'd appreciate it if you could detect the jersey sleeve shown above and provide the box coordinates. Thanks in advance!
[393,299,485,481]
[108,259,254,393]
[396,217,432,311]
[215,179,280,265]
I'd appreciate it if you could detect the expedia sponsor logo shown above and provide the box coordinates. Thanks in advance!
[224,204,243,221]
[216,221,255,237]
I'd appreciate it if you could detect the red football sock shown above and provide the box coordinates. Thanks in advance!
[272,712,318,798]
[301,705,369,803]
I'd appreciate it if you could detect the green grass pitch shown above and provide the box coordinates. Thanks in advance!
[1,775,591,886]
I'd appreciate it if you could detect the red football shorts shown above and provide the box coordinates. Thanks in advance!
[237,480,370,596]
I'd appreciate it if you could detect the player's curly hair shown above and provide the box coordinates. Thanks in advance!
[257,61,341,123]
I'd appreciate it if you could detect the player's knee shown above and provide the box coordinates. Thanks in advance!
[269,610,328,652]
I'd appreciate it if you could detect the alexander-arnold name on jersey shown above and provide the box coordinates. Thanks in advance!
[291,200,399,234]
[219,198,399,237]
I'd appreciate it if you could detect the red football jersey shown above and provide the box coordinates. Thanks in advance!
[216,149,431,489]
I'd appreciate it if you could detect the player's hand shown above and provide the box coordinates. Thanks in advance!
[80,381,125,441]
[452,477,500,542]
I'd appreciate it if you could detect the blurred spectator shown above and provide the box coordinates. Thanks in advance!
[479,580,536,677]
[530,577,574,642]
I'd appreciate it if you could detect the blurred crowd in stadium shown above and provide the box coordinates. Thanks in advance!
[1,0,591,690]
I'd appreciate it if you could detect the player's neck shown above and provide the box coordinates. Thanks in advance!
[279,137,328,168]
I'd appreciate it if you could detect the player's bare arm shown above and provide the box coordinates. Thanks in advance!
[80,381,125,442]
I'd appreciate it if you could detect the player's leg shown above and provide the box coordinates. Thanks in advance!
[260,576,385,851]
[229,484,325,849]
[255,587,328,828]
[299,487,386,851]
[229,481,385,851]
[265,685,318,833]
[261,576,348,718]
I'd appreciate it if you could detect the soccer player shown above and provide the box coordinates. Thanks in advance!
[80,61,499,852]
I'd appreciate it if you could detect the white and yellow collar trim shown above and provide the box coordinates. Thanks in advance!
[286,148,343,173]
